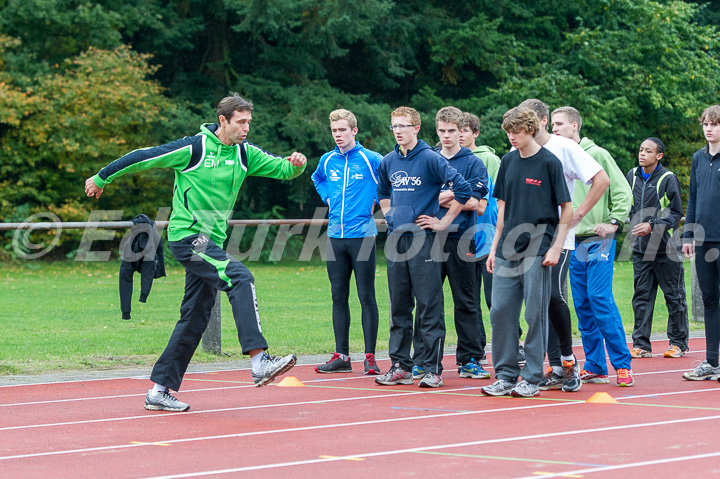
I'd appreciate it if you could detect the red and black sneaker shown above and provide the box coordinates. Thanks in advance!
[315,353,352,374]
[364,353,381,375]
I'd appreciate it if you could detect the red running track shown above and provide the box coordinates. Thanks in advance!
[1,337,719,479]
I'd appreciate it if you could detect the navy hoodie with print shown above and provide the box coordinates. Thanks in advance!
[377,140,472,235]
[436,146,489,238]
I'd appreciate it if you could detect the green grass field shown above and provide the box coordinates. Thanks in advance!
[0,258,700,375]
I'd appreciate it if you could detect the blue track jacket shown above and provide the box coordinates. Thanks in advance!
[378,140,472,236]
[312,141,382,238]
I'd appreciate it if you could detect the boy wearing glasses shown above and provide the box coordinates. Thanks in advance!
[376,106,472,388]
[412,106,490,381]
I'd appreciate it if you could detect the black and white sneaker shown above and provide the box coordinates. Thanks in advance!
[252,352,297,387]
[538,367,563,391]
[562,357,582,392]
[316,353,352,373]
[144,389,190,412]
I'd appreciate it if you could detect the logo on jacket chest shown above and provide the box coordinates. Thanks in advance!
[329,168,341,181]
[204,152,219,168]
[390,170,422,188]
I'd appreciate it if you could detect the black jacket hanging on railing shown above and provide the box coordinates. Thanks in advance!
[119,214,166,319]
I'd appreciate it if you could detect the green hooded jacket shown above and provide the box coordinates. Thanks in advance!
[472,145,501,182]
[573,137,632,236]
[93,123,306,244]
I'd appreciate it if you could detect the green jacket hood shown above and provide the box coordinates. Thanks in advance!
[473,145,496,155]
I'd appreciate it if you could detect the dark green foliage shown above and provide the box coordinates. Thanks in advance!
[0,0,717,259]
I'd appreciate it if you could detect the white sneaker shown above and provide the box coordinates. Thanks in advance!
[682,360,720,381]
[252,352,297,387]
[144,389,190,412]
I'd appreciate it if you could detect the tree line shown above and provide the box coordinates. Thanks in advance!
[1,0,718,258]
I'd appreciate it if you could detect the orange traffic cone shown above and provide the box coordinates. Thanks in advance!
[586,392,618,404]
[276,376,305,387]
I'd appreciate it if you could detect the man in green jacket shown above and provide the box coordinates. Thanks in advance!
[551,106,634,387]
[85,93,307,412]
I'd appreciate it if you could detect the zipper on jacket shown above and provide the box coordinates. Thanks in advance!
[340,153,349,238]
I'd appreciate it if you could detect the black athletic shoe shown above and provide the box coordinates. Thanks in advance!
[538,367,563,391]
[561,357,582,392]
[315,353,352,373]
[517,345,526,366]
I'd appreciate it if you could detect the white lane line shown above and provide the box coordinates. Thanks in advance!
[2,379,719,432]
[0,337,705,389]
[0,387,484,432]
[2,360,711,409]
[511,451,720,479]
[0,374,379,408]
[0,401,580,461]
[137,414,720,478]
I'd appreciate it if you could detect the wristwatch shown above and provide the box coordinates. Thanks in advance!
[608,218,620,227]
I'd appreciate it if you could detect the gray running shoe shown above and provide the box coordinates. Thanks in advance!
[538,367,563,391]
[375,363,413,385]
[682,360,720,381]
[144,389,190,412]
[252,352,297,387]
[511,380,540,398]
[480,379,516,396]
[418,372,443,388]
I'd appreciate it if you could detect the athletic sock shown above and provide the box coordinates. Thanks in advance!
[339,354,349,361]
[250,352,264,371]
[552,366,563,376]
[152,383,167,394]
[561,355,575,364]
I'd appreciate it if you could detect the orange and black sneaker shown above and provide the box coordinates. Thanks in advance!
[664,345,686,358]
[616,368,634,387]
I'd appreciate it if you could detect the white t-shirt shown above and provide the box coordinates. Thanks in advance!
[543,134,603,250]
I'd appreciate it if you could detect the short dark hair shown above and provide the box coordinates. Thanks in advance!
[646,137,665,155]
[216,93,254,122]
[463,112,480,135]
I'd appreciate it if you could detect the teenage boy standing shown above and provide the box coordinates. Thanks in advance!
[460,112,502,365]
[376,106,472,388]
[480,107,573,398]
[551,106,634,387]
[519,99,609,392]
[411,106,490,381]
[84,93,305,412]
[683,105,720,381]
[626,137,688,359]
[312,109,383,375]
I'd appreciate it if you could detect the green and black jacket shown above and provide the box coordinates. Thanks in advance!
[93,123,306,245]
[626,164,683,256]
